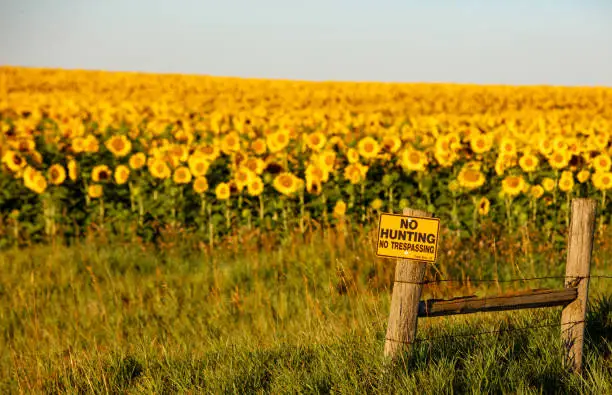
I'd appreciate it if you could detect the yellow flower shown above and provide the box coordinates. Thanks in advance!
[193,176,209,194]
[577,170,590,183]
[48,164,66,185]
[333,200,347,218]
[304,132,327,151]
[470,133,493,154]
[477,197,490,216]
[381,135,402,153]
[221,131,241,155]
[457,166,485,190]
[68,159,78,181]
[2,150,27,172]
[129,152,147,170]
[105,135,132,157]
[273,172,302,196]
[501,175,525,197]
[215,182,231,200]
[92,165,112,183]
[548,151,569,170]
[23,167,47,194]
[234,167,254,190]
[357,136,380,159]
[401,149,428,172]
[499,137,517,157]
[188,153,210,177]
[530,185,544,199]
[542,177,556,192]
[173,166,192,184]
[319,150,337,171]
[114,165,130,185]
[592,172,612,191]
[558,173,574,192]
[305,164,328,195]
[346,148,360,164]
[267,129,289,153]
[197,144,220,161]
[591,154,611,172]
[148,158,171,179]
[250,138,267,156]
[244,157,265,175]
[518,153,539,173]
[88,184,103,199]
[371,198,383,211]
[247,176,264,196]
[344,163,368,184]
[84,135,99,153]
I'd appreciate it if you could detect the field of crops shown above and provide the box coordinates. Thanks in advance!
[1,66,611,246]
[1,67,612,393]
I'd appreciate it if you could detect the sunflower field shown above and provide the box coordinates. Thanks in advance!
[0,66,611,247]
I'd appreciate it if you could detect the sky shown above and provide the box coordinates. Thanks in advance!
[1,0,611,86]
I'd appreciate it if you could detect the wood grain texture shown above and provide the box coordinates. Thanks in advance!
[418,288,577,317]
[384,207,431,359]
[561,198,596,374]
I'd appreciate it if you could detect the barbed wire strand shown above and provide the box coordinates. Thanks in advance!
[386,319,589,345]
[393,275,612,286]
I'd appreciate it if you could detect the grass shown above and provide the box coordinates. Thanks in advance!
[1,224,611,394]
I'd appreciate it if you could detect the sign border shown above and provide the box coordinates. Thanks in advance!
[375,212,441,263]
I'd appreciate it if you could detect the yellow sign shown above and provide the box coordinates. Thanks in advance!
[376,213,441,262]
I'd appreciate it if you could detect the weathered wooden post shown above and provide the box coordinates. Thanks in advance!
[560,198,597,374]
[384,207,433,359]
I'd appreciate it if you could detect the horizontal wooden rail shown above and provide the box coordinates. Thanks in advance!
[418,288,577,318]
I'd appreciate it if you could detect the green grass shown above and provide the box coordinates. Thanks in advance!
[1,226,611,394]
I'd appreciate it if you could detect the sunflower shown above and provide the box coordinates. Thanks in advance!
[304,132,327,151]
[221,131,241,155]
[105,135,132,157]
[542,177,556,192]
[148,158,171,179]
[247,176,264,197]
[530,185,545,199]
[319,150,337,171]
[357,136,380,159]
[548,151,569,170]
[84,135,100,153]
[2,150,26,172]
[48,164,66,185]
[592,172,612,191]
[538,135,553,156]
[501,175,526,197]
[193,176,209,194]
[499,138,517,157]
[68,158,78,181]
[457,166,485,190]
[234,167,254,190]
[333,200,347,218]
[173,166,192,184]
[577,170,590,183]
[88,184,103,199]
[273,172,302,196]
[305,164,328,195]
[344,163,368,184]
[267,129,290,153]
[401,149,428,172]
[244,157,265,175]
[592,154,611,173]
[370,198,383,211]
[518,153,539,173]
[114,165,130,185]
[215,182,231,200]
[24,167,48,194]
[381,135,402,153]
[188,153,210,177]
[470,133,493,154]
[129,152,146,170]
[250,138,267,155]
[197,144,221,161]
[558,172,574,192]
[92,165,112,183]
[477,197,490,215]
[346,148,360,164]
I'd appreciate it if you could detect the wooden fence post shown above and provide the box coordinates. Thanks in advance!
[560,198,597,374]
[384,207,432,359]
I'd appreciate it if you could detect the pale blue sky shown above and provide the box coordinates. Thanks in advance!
[1,0,611,86]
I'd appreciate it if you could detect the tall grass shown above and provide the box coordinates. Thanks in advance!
[1,224,611,393]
